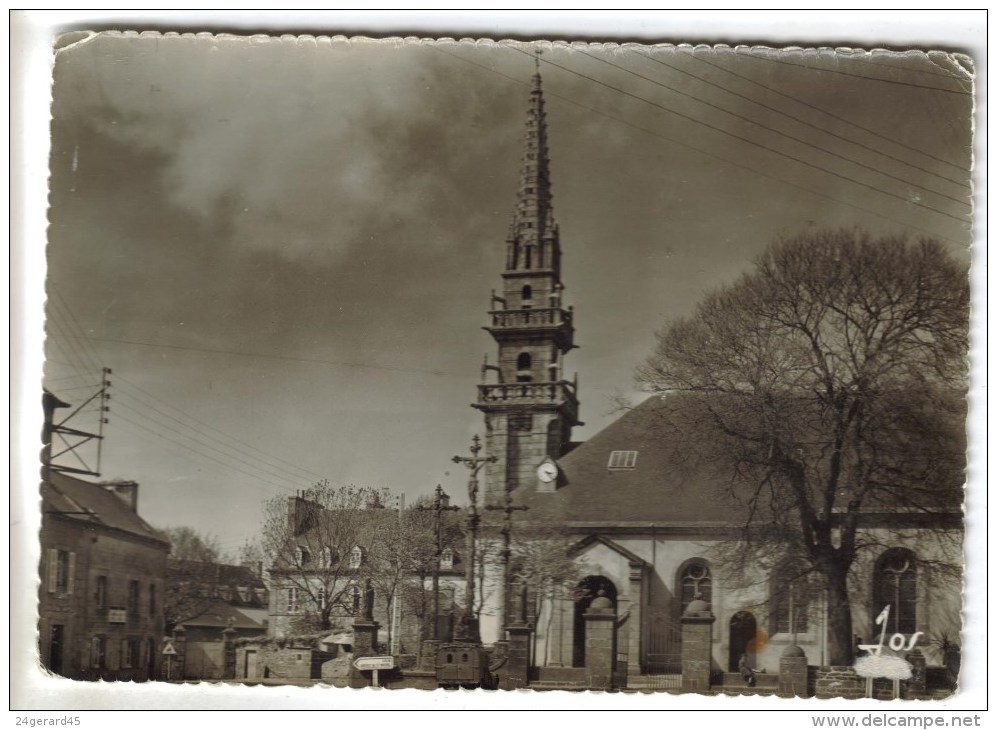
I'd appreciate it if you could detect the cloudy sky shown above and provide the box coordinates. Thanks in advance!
[39,29,975,556]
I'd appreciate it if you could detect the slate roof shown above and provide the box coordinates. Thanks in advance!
[181,598,267,631]
[43,471,170,547]
[512,394,963,529]
[514,395,734,527]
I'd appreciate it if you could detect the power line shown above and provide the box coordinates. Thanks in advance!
[736,49,972,96]
[632,48,971,189]
[435,45,963,246]
[82,334,469,379]
[47,290,333,488]
[526,47,968,224]
[111,374,329,486]
[108,408,297,497]
[683,50,970,174]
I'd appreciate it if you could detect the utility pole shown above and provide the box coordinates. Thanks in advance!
[417,485,458,640]
[485,489,528,632]
[45,368,112,478]
[451,434,496,642]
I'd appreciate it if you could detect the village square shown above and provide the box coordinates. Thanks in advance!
[28,27,976,705]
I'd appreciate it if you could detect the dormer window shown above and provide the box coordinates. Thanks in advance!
[607,450,638,470]
[321,546,335,568]
[348,546,363,570]
[440,548,455,571]
[296,546,311,566]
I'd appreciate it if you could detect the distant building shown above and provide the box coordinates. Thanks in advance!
[266,493,465,655]
[167,562,268,680]
[39,471,170,680]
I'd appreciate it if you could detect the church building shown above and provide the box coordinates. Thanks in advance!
[471,67,964,689]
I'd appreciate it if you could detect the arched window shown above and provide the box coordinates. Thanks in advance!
[770,561,810,634]
[348,546,363,570]
[874,549,917,634]
[679,561,712,615]
[516,353,532,383]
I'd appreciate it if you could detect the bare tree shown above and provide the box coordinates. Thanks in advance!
[637,229,969,665]
[509,523,586,665]
[160,526,224,631]
[261,481,391,632]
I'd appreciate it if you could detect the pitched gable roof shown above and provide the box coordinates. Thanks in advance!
[44,471,169,547]
[514,395,735,527]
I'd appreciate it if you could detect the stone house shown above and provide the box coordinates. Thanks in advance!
[167,562,268,680]
[38,470,170,680]
[265,493,466,655]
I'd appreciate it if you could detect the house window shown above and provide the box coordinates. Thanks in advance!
[607,450,638,470]
[287,587,300,614]
[874,549,917,634]
[317,586,326,610]
[321,546,335,568]
[149,583,156,616]
[679,562,712,615]
[440,548,454,571]
[522,284,533,301]
[297,546,311,567]
[351,584,361,614]
[127,580,140,616]
[121,639,140,669]
[95,576,108,610]
[771,562,810,634]
[349,546,363,570]
[90,636,106,669]
[47,549,75,595]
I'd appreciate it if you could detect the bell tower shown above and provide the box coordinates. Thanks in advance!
[474,66,581,504]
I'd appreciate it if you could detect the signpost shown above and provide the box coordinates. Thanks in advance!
[353,655,394,687]
[162,640,177,680]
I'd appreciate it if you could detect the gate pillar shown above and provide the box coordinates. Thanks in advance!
[680,597,715,692]
[583,591,616,690]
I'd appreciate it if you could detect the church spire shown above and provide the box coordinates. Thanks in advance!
[506,55,560,277]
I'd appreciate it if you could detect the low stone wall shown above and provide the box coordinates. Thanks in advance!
[815,666,867,700]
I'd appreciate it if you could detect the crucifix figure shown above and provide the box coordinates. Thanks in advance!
[452,434,496,642]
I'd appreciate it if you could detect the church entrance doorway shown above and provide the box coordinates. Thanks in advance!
[728,610,758,671]
[572,575,617,667]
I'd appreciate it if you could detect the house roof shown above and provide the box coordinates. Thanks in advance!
[180,598,267,631]
[43,471,169,547]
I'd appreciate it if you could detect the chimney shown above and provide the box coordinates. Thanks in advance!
[102,480,139,512]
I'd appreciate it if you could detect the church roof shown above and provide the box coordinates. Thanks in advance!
[514,395,734,527]
[512,393,964,530]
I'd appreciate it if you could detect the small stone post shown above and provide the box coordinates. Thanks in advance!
[905,648,927,699]
[779,644,809,697]
[221,626,237,680]
[583,590,617,690]
[680,596,715,692]
[350,579,382,688]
